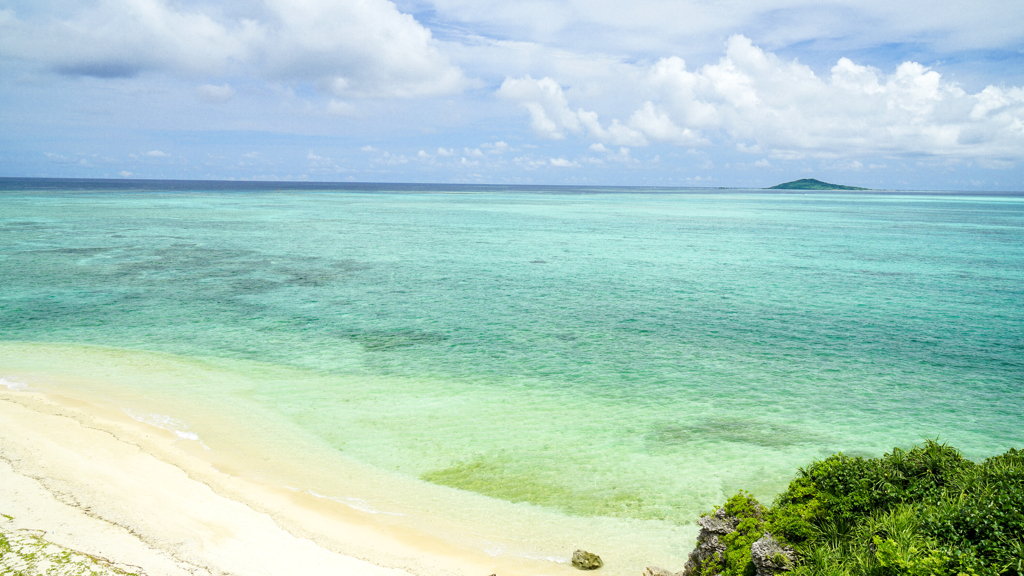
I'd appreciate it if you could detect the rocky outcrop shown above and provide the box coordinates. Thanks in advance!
[681,508,739,576]
[750,533,795,576]
[572,549,604,570]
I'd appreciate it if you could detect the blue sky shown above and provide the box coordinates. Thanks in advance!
[1,0,1022,189]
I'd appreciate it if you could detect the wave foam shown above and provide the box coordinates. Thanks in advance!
[123,409,205,445]
[1,377,29,391]
[306,490,406,516]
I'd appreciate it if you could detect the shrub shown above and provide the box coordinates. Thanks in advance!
[700,442,1023,576]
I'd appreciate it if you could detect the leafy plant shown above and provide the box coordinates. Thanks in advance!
[699,441,1024,576]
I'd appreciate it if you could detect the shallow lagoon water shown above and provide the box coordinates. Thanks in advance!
[1,181,1022,569]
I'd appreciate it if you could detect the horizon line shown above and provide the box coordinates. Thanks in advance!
[1,176,1021,196]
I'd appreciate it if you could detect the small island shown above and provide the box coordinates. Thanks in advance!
[768,178,870,191]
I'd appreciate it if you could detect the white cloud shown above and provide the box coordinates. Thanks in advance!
[501,36,1024,161]
[0,0,253,78]
[196,83,235,103]
[497,75,580,139]
[481,141,511,154]
[609,147,635,163]
[498,75,705,147]
[264,0,467,98]
[977,158,1016,170]
[145,150,170,157]
[381,152,410,164]
[44,152,72,163]
[513,156,551,169]
[0,0,466,98]
[437,147,455,156]
[119,170,133,177]
[408,0,1024,57]
[821,159,864,171]
[646,36,1024,159]
[627,102,703,145]
[587,144,635,163]
[549,157,579,167]
[307,151,335,167]
[498,75,650,145]
[327,100,356,116]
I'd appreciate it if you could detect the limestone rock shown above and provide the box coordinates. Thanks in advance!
[750,533,796,576]
[681,508,738,576]
[572,549,604,570]
[697,508,739,536]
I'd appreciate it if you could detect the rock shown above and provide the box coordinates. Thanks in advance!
[571,549,604,570]
[697,508,739,536]
[681,508,738,576]
[750,533,796,576]
[643,566,682,576]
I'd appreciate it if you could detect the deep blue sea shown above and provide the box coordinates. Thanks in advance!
[2,178,1022,571]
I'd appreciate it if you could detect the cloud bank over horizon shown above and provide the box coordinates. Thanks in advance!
[499,36,1024,161]
[1,0,1022,188]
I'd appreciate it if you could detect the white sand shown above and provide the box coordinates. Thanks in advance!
[0,388,504,576]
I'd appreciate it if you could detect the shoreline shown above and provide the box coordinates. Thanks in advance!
[0,342,700,576]
[0,385,523,576]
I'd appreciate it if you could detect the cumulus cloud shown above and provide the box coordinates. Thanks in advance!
[497,75,581,139]
[513,156,551,169]
[498,75,703,146]
[0,0,253,78]
[549,157,579,167]
[145,150,170,157]
[481,141,511,153]
[0,0,465,98]
[502,36,1024,160]
[643,35,1024,159]
[197,83,235,102]
[262,0,465,97]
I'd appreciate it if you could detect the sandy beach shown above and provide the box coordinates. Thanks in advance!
[0,385,529,576]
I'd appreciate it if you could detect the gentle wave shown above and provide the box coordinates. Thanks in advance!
[302,489,406,516]
[123,409,204,443]
[1,377,29,391]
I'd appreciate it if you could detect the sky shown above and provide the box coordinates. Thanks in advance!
[1,0,1023,190]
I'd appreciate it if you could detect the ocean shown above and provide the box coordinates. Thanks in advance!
[2,178,1022,572]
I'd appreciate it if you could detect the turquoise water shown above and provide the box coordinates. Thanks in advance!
[2,181,1023,560]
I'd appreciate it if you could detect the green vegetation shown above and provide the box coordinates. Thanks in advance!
[768,179,870,190]
[702,441,1024,576]
[0,519,141,576]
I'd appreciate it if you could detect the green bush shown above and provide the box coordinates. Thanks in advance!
[701,441,1024,576]
[701,491,766,576]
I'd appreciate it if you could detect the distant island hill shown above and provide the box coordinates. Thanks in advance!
[768,178,870,190]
